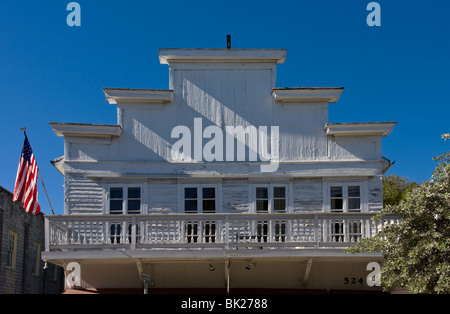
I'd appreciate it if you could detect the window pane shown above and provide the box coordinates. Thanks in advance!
[348,186,360,198]
[110,187,123,199]
[8,234,14,250]
[331,199,343,211]
[185,188,197,199]
[274,187,285,198]
[128,200,141,214]
[185,200,198,212]
[330,186,343,198]
[7,233,15,268]
[256,200,268,212]
[203,200,216,212]
[274,199,286,212]
[256,187,268,199]
[348,198,361,211]
[202,187,215,199]
[128,187,140,199]
[7,252,13,267]
[110,200,123,214]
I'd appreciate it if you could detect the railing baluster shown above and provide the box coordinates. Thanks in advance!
[224,216,230,249]
[313,215,319,248]
[131,216,136,250]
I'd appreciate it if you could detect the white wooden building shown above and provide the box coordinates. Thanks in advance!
[43,47,397,293]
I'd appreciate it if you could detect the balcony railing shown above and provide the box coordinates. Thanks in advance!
[44,213,399,252]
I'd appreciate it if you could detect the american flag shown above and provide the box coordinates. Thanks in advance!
[13,135,41,215]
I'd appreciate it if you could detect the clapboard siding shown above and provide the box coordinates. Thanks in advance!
[368,175,383,211]
[293,178,323,212]
[328,136,382,161]
[64,66,333,163]
[222,179,250,213]
[148,180,178,213]
[66,175,103,215]
[63,175,382,215]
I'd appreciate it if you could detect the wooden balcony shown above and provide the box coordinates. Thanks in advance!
[44,213,398,254]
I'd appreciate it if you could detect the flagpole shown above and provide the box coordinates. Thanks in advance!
[20,127,56,215]
[39,172,55,215]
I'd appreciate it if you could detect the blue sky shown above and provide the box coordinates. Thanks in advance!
[1,1,449,215]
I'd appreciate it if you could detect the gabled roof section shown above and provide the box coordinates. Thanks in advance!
[102,88,174,105]
[159,48,287,64]
[325,122,397,137]
[49,122,122,138]
[272,87,344,103]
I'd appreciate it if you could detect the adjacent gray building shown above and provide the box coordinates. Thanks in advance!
[0,186,63,294]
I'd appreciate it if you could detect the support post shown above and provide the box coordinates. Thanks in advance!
[302,258,313,287]
[141,273,150,295]
[225,260,230,294]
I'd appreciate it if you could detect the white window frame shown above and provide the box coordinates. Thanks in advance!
[106,183,144,214]
[179,183,221,214]
[250,183,292,213]
[323,181,368,213]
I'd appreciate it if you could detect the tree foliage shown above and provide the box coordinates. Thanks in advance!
[347,134,450,294]
[383,174,419,207]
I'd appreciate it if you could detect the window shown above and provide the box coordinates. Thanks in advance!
[325,183,365,213]
[31,242,40,276]
[108,186,141,214]
[183,186,217,214]
[7,231,17,269]
[348,186,361,212]
[202,187,216,213]
[108,185,142,244]
[256,187,269,213]
[127,187,141,215]
[182,185,218,243]
[184,187,198,213]
[253,185,287,213]
[324,182,366,243]
[110,187,123,214]
[330,186,343,212]
[273,187,286,212]
[253,184,289,243]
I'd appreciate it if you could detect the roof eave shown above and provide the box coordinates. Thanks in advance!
[158,48,287,65]
[102,88,174,105]
[272,87,344,103]
[49,122,123,138]
[325,122,397,137]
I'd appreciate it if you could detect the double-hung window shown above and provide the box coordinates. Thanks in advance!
[7,231,17,269]
[327,183,363,213]
[254,185,287,213]
[253,184,288,242]
[182,185,218,243]
[108,185,142,244]
[31,242,40,276]
[183,186,217,214]
[109,186,141,215]
[330,185,361,213]
[325,182,366,242]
